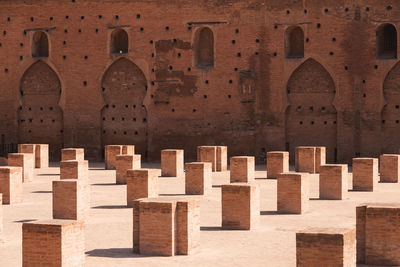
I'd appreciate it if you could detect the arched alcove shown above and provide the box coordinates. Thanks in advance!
[32,31,49,57]
[101,58,148,156]
[377,24,397,59]
[110,29,128,54]
[285,26,304,58]
[18,61,63,159]
[194,27,214,68]
[285,59,337,162]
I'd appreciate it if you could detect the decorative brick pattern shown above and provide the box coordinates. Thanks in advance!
[357,204,400,265]
[52,179,90,221]
[319,164,348,200]
[60,160,89,180]
[296,228,356,266]
[230,156,255,183]
[0,167,23,204]
[221,183,260,230]
[126,169,158,207]
[185,162,212,195]
[8,153,34,183]
[352,158,378,191]
[161,149,184,177]
[115,154,141,184]
[267,151,289,179]
[295,147,316,173]
[277,172,309,214]
[61,148,85,162]
[379,154,400,182]
[23,220,85,267]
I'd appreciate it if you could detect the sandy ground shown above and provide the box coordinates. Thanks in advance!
[0,163,396,267]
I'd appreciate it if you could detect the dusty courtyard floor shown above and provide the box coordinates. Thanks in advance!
[0,163,396,266]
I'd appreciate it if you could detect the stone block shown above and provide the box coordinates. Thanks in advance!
[221,183,260,230]
[315,146,326,173]
[295,146,316,173]
[197,146,217,171]
[116,154,141,184]
[230,156,255,183]
[319,164,348,200]
[104,145,122,170]
[185,162,212,195]
[52,179,90,221]
[126,169,158,207]
[8,153,34,182]
[22,220,85,267]
[296,228,356,267]
[379,154,400,182]
[19,144,49,168]
[60,160,88,180]
[352,158,378,191]
[61,148,84,162]
[161,149,184,177]
[216,146,227,172]
[277,172,309,214]
[267,151,289,179]
[0,166,23,204]
[121,145,135,155]
[134,197,200,256]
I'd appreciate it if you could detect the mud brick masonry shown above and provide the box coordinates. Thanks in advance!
[0,166,23,204]
[185,162,212,195]
[277,172,309,214]
[197,146,227,172]
[221,183,260,230]
[230,156,255,183]
[18,144,49,168]
[319,164,348,200]
[105,145,135,170]
[266,151,289,179]
[133,197,200,256]
[357,204,400,265]
[22,220,85,267]
[115,154,141,184]
[296,228,356,267]
[352,158,378,191]
[60,160,89,180]
[7,153,34,183]
[161,149,184,177]
[379,154,400,182]
[61,148,85,162]
[126,168,158,207]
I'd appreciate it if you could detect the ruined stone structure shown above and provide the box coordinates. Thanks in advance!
[2,1,400,162]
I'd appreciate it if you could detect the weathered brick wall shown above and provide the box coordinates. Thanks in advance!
[1,0,400,162]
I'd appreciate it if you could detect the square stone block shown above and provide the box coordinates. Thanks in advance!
[105,145,122,170]
[116,154,141,184]
[61,148,85,162]
[379,154,400,182]
[18,144,35,154]
[315,146,326,173]
[319,164,348,200]
[23,220,85,267]
[122,145,135,155]
[352,158,378,191]
[19,144,49,168]
[197,146,217,172]
[134,197,200,256]
[52,179,90,221]
[296,228,356,267]
[267,151,289,179]
[161,149,184,177]
[230,156,255,183]
[216,146,227,172]
[0,166,23,204]
[60,160,88,180]
[8,153,34,183]
[185,162,212,195]
[357,203,400,265]
[126,169,158,207]
[222,183,260,230]
[277,172,309,214]
[295,146,316,173]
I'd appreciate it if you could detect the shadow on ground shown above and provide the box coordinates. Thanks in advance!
[92,205,130,209]
[85,248,153,258]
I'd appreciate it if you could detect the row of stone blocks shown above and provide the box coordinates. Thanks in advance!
[296,204,400,266]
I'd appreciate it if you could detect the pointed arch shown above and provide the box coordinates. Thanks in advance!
[194,27,214,68]
[110,29,128,54]
[101,58,148,157]
[285,26,304,58]
[32,31,49,57]
[381,61,400,153]
[377,24,397,59]
[285,59,337,162]
[18,61,63,159]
